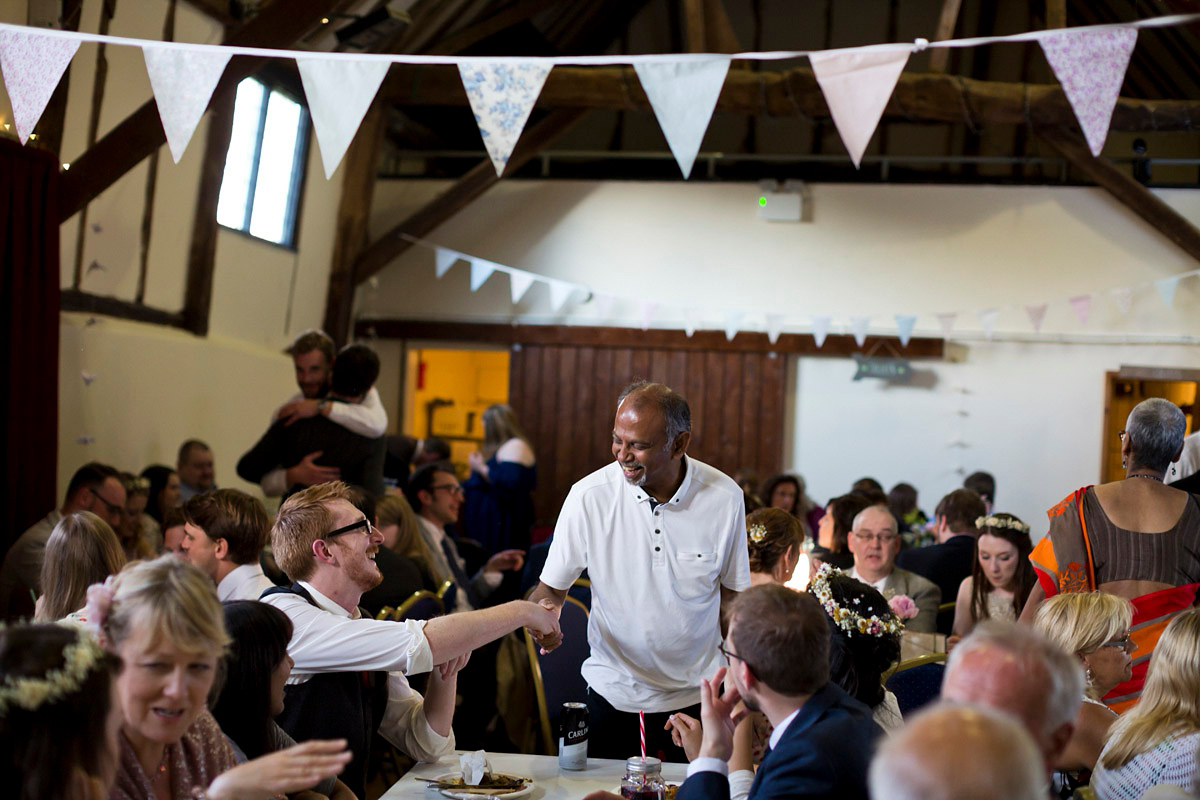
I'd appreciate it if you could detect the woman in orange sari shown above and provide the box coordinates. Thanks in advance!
[1021,398,1200,713]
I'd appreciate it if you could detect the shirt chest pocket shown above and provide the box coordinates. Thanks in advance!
[672,551,719,600]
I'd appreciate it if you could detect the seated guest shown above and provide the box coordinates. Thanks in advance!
[0,461,125,620]
[181,489,274,602]
[896,488,987,608]
[117,472,157,561]
[262,481,560,799]
[757,474,815,538]
[950,513,1036,642]
[161,507,187,556]
[0,623,124,800]
[33,511,125,623]
[177,439,217,501]
[1035,592,1135,793]
[464,404,538,554]
[887,483,930,546]
[869,703,1046,800]
[212,600,355,800]
[677,585,881,800]
[376,493,438,591]
[1092,610,1200,800]
[746,508,804,587]
[140,465,182,528]
[98,555,353,800]
[350,488,430,619]
[942,622,1083,781]
[811,493,871,572]
[845,505,940,633]
[963,470,996,513]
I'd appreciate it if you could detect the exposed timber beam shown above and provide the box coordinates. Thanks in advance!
[1046,0,1066,30]
[927,0,962,74]
[57,0,340,222]
[1037,125,1200,265]
[684,0,706,53]
[352,108,587,288]
[381,64,1200,132]
[428,0,565,54]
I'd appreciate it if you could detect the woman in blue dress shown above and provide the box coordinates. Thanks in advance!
[464,404,538,555]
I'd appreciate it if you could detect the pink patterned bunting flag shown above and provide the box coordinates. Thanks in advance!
[809,47,910,168]
[1068,294,1092,324]
[1025,303,1048,332]
[459,61,551,177]
[1039,27,1137,156]
[0,28,80,143]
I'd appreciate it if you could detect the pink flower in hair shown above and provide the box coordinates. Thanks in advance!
[888,594,918,621]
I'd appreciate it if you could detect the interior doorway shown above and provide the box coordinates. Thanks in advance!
[404,346,511,476]
[1101,368,1198,483]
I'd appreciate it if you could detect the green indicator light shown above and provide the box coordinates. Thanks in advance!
[758,196,767,207]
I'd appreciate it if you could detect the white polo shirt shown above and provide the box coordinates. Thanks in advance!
[540,457,750,713]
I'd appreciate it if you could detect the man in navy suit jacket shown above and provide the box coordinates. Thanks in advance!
[896,488,988,605]
[676,585,882,800]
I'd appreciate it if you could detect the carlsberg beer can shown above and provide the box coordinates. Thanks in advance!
[559,702,589,769]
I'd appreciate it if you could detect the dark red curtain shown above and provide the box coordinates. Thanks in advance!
[0,139,60,547]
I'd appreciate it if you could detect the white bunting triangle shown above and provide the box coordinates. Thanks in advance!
[640,301,658,331]
[978,308,999,339]
[143,45,231,163]
[1025,303,1048,332]
[724,312,743,342]
[548,280,574,312]
[808,47,910,168]
[633,58,731,179]
[682,308,697,338]
[1039,27,1137,156]
[459,61,551,177]
[594,293,614,320]
[894,314,917,346]
[1155,275,1183,307]
[0,28,80,144]
[937,313,957,336]
[509,270,536,304]
[850,316,871,347]
[765,314,785,345]
[1069,294,1092,324]
[435,247,458,279]
[296,56,390,179]
[811,316,831,348]
[1111,286,1134,313]
[469,258,496,291]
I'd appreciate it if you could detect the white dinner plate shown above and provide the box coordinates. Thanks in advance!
[430,772,534,800]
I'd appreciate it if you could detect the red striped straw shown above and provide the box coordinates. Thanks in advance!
[639,711,646,760]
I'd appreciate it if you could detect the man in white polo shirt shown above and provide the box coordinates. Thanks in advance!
[531,381,751,761]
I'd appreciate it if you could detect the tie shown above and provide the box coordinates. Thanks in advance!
[440,537,478,609]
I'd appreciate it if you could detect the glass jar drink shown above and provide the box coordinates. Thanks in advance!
[621,756,666,800]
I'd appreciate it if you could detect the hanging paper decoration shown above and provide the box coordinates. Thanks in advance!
[765,314,785,345]
[548,279,574,312]
[1025,303,1048,332]
[0,28,80,143]
[1068,294,1092,324]
[459,61,551,177]
[469,258,496,291]
[296,56,390,179]
[1155,275,1183,307]
[936,313,957,336]
[509,270,536,304]
[978,308,999,339]
[633,58,731,179]
[640,301,658,331]
[1039,27,1137,156]
[811,316,831,348]
[1111,286,1134,313]
[894,314,917,346]
[850,316,871,347]
[143,45,231,162]
[808,47,910,168]
[435,247,458,278]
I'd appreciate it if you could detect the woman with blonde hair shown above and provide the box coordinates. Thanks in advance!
[376,493,438,587]
[1092,610,1200,800]
[464,404,538,553]
[34,510,125,623]
[93,555,352,800]
[1035,592,1136,793]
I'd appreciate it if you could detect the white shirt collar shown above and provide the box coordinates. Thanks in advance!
[298,580,361,620]
[625,454,694,506]
[418,515,446,544]
[768,708,801,750]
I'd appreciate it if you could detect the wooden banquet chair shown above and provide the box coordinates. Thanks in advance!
[524,595,590,755]
[884,652,947,717]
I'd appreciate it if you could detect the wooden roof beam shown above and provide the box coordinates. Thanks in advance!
[381,64,1200,132]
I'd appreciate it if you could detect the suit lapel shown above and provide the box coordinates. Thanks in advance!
[747,685,841,799]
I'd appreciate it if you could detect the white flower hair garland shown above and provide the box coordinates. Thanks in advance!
[975,516,1031,534]
[809,563,905,638]
[0,626,105,715]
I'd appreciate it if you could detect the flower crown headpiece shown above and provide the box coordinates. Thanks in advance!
[0,626,106,715]
[809,563,905,638]
[748,523,768,544]
[975,516,1031,534]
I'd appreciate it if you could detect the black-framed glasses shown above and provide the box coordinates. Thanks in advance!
[431,483,464,497]
[718,643,755,673]
[852,531,899,545]
[89,488,124,518]
[325,518,374,539]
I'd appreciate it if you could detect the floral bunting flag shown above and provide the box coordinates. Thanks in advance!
[142,45,231,163]
[812,316,831,348]
[765,314,785,345]
[459,61,551,177]
[1025,303,1048,332]
[808,47,910,168]
[936,313,957,336]
[548,280,574,312]
[1039,27,1137,156]
[640,301,658,331]
[469,258,496,291]
[296,56,390,179]
[894,314,917,346]
[1155,275,1183,307]
[724,311,743,342]
[1111,286,1134,313]
[0,28,80,143]
[978,308,999,339]
[434,247,458,278]
[850,316,871,347]
[509,270,536,304]
[633,58,731,179]
[1069,294,1092,324]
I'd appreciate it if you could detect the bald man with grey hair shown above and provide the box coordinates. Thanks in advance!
[869,703,1046,800]
[845,504,941,632]
[942,621,1083,779]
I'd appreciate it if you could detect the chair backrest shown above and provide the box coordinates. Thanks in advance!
[525,595,590,755]
[568,578,591,610]
[375,606,396,621]
[397,590,444,621]
[437,579,458,613]
[936,601,956,636]
[885,653,947,717]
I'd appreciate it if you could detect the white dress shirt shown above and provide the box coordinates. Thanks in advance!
[540,457,751,713]
[217,562,276,602]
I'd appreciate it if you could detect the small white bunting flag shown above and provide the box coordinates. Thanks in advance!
[1111,286,1134,313]
[894,314,917,346]
[765,314,785,345]
[811,316,831,348]
[296,56,390,179]
[936,313,957,336]
[724,312,743,342]
[548,280,574,312]
[850,316,871,347]
[469,258,496,291]
[435,248,458,279]
[640,301,658,331]
[143,45,231,162]
[1155,275,1183,307]
[633,58,731,179]
[978,308,999,339]
[509,270,536,304]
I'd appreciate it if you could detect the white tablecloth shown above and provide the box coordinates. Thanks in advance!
[381,750,689,800]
